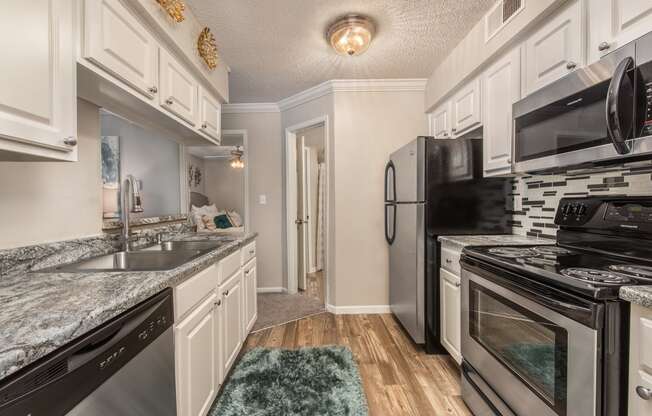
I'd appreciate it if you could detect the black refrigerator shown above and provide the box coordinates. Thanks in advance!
[384,136,511,353]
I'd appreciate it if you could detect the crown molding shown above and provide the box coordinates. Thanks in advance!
[222,103,280,114]
[277,78,428,111]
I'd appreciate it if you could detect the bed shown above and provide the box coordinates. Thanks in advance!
[190,191,245,235]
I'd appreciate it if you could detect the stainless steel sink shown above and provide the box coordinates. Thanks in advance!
[47,251,205,272]
[150,240,224,252]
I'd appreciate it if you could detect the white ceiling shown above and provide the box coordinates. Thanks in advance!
[186,0,495,103]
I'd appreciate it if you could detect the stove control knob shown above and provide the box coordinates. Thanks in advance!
[561,204,570,215]
[577,204,587,216]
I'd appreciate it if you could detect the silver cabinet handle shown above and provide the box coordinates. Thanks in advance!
[165,98,174,105]
[148,86,158,94]
[63,137,77,146]
[598,42,610,52]
[566,61,577,70]
[637,386,652,401]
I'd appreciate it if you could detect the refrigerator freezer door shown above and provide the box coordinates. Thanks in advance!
[390,138,425,202]
[389,202,425,343]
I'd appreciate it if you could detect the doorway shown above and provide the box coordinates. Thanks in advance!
[285,117,329,305]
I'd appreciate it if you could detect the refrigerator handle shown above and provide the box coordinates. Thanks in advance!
[384,161,396,203]
[385,203,396,245]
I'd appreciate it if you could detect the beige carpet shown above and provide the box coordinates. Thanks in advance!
[252,292,326,332]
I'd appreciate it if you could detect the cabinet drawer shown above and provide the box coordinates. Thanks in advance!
[441,246,462,275]
[218,250,241,285]
[174,264,218,320]
[633,370,652,416]
[639,316,652,372]
[241,241,256,265]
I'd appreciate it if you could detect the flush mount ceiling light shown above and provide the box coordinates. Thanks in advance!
[230,146,244,169]
[327,14,375,56]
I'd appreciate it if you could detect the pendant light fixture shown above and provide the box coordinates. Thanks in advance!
[230,146,244,169]
[327,14,375,56]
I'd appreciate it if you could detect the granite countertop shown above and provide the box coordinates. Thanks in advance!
[437,234,554,250]
[619,286,652,309]
[0,232,256,381]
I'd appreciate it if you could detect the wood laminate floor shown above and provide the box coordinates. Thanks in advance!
[244,312,471,416]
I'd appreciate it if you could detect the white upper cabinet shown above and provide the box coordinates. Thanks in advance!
[0,0,77,161]
[84,0,158,99]
[451,77,482,137]
[160,48,198,126]
[431,102,452,139]
[523,0,584,96]
[483,48,521,176]
[198,88,221,143]
[588,0,652,63]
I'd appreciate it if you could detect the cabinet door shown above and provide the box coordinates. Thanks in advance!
[160,48,198,125]
[431,102,452,139]
[451,78,482,137]
[483,48,521,177]
[588,0,652,63]
[198,88,221,143]
[0,0,77,161]
[84,0,158,99]
[244,263,258,333]
[175,293,218,416]
[524,0,583,96]
[220,271,243,375]
[440,268,461,364]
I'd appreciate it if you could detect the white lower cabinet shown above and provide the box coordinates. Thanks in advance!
[629,304,652,416]
[440,267,462,364]
[220,270,244,376]
[244,261,258,333]
[175,293,220,416]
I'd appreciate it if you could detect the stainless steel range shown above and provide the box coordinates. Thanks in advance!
[460,196,652,416]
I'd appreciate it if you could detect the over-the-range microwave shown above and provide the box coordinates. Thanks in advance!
[512,31,652,173]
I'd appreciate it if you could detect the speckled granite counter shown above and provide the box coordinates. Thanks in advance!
[0,232,256,380]
[437,234,554,250]
[620,286,652,309]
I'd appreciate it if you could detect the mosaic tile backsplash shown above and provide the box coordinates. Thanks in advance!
[510,164,652,239]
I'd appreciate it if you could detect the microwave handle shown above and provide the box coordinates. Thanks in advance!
[606,56,635,155]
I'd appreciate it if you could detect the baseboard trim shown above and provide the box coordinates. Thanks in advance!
[325,304,391,315]
[257,287,287,293]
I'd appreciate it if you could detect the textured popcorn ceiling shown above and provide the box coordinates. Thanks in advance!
[186,0,495,103]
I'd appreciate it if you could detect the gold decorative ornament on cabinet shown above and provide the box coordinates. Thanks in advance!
[198,27,219,70]
[156,0,185,23]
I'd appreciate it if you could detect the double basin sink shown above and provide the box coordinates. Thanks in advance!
[47,240,225,273]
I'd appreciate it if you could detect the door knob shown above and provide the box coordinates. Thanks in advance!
[295,219,305,225]
[63,137,77,146]
[566,61,577,70]
[637,386,652,401]
[598,42,610,52]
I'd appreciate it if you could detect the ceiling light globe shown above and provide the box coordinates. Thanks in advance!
[328,15,375,56]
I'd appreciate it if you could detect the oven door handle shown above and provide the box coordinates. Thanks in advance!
[606,56,635,155]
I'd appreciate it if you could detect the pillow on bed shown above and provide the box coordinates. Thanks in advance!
[201,214,217,231]
[213,214,234,229]
[191,204,220,230]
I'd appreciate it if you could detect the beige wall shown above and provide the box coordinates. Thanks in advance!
[0,99,103,249]
[425,0,563,111]
[332,90,428,307]
[204,159,244,215]
[222,112,284,290]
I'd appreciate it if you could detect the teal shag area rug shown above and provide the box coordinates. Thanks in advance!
[209,346,369,416]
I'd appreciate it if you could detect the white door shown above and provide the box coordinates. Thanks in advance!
[431,102,452,139]
[159,47,198,125]
[84,0,158,99]
[198,87,221,143]
[523,0,583,96]
[0,0,77,161]
[451,78,482,137]
[220,271,243,375]
[483,47,521,177]
[588,0,652,63]
[244,262,258,333]
[440,268,461,364]
[175,293,218,416]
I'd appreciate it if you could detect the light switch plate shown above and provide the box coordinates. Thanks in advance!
[259,195,267,205]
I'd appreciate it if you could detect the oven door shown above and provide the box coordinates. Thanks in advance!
[461,267,600,416]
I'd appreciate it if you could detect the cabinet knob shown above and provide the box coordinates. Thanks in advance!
[224,290,229,296]
[201,122,207,129]
[637,386,652,401]
[598,42,611,52]
[454,282,461,288]
[442,132,448,137]
[165,98,174,105]
[451,128,457,132]
[63,137,77,146]
[445,259,452,264]
[507,159,512,164]
[249,250,255,255]
[148,86,158,94]
[215,299,222,307]
[566,61,577,70]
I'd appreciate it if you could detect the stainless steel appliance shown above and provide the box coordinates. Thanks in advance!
[459,196,652,415]
[385,137,511,352]
[513,31,652,173]
[0,289,176,416]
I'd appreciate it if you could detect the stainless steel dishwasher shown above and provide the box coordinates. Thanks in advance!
[0,288,176,416]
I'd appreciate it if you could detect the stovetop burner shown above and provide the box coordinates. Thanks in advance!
[608,264,652,280]
[560,267,636,284]
[531,246,572,256]
[487,247,534,258]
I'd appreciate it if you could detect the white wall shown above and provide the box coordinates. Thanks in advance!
[221,112,284,290]
[0,99,103,249]
[204,159,244,215]
[101,113,181,218]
